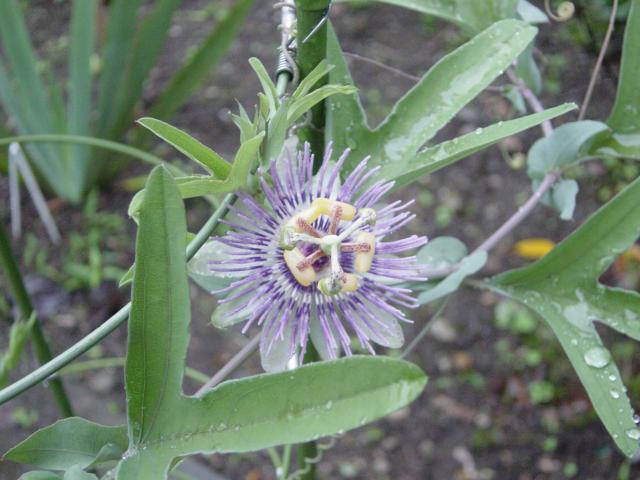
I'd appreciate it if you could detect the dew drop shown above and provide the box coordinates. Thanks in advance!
[474,127,483,135]
[583,347,611,368]
[325,400,333,410]
[633,413,640,425]
[626,428,640,440]
[610,390,620,399]
[609,374,617,382]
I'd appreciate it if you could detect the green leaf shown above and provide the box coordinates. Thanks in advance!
[4,418,127,470]
[96,0,144,135]
[517,0,548,24]
[416,236,467,270]
[67,0,98,199]
[63,466,97,480]
[608,0,640,134]
[527,120,609,180]
[102,0,182,140]
[117,357,426,478]
[137,118,231,178]
[381,103,575,187]
[287,85,357,124]
[0,0,66,195]
[0,313,36,387]
[116,167,427,478]
[337,0,518,32]
[171,132,264,197]
[547,179,578,221]
[488,176,640,457]
[187,240,235,293]
[18,472,62,480]
[148,0,255,120]
[124,166,190,446]
[325,23,369,158]
[417,251,487,305]
[348,20,537,174]
[291,60,333,100]
[248,57,278,116]
[591,132,640,160]
[515,42,541,95]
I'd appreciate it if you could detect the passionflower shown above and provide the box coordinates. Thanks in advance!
[207,143,427,372]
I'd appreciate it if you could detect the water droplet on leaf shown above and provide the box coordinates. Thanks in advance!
[583,347,611,368]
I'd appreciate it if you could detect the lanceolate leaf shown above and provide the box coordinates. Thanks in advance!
[608,0,640,134]
[173,132,264,197]
[384,103,575,187]
[137,118,231,178]
[117,167,427,479]
[488,176,640,457]
[325,23,369,157]
[345,20,537,174]
[336,0,518,33]
[4,418,127,470]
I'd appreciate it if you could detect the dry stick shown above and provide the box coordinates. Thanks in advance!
[578,0,618,121]
[194,335,260,397]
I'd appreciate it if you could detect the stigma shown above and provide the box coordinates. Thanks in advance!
[280,198,376,295]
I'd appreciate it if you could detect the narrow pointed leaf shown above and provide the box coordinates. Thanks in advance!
[138,117,231,178]
[68,0,98,197]
[325,23,369,159]
[96,0,143,134]
[149,0,255,120]
[381,103,575,187]
[116,357,427,479]
[349,20,536,172]
[336,0,518,32]
[488,176,640,457]
[125,166,190,445]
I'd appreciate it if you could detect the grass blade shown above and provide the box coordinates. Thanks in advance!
[148,0,255,120]
[68,0,98,199]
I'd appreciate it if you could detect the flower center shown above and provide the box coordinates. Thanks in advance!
[279,198,376,296]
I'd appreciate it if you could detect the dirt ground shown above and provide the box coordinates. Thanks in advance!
[0,1,638,479]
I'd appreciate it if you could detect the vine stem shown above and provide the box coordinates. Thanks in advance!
[194,335,260,397]
[578,0,618,121]
[0,222,74,416]
[472,170,560,254]
[0,193,236,406]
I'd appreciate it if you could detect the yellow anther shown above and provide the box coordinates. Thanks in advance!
[354,231,376,273]
[284,248,317,286]
[313,198,356,221]
[286,206,318,233]
[340,274,359,293]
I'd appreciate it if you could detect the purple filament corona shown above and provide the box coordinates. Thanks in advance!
[208,143,427,372]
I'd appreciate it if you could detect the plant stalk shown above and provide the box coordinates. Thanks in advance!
[294,0,331,169]
[0,222,74,416]
[297,343,320,480]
